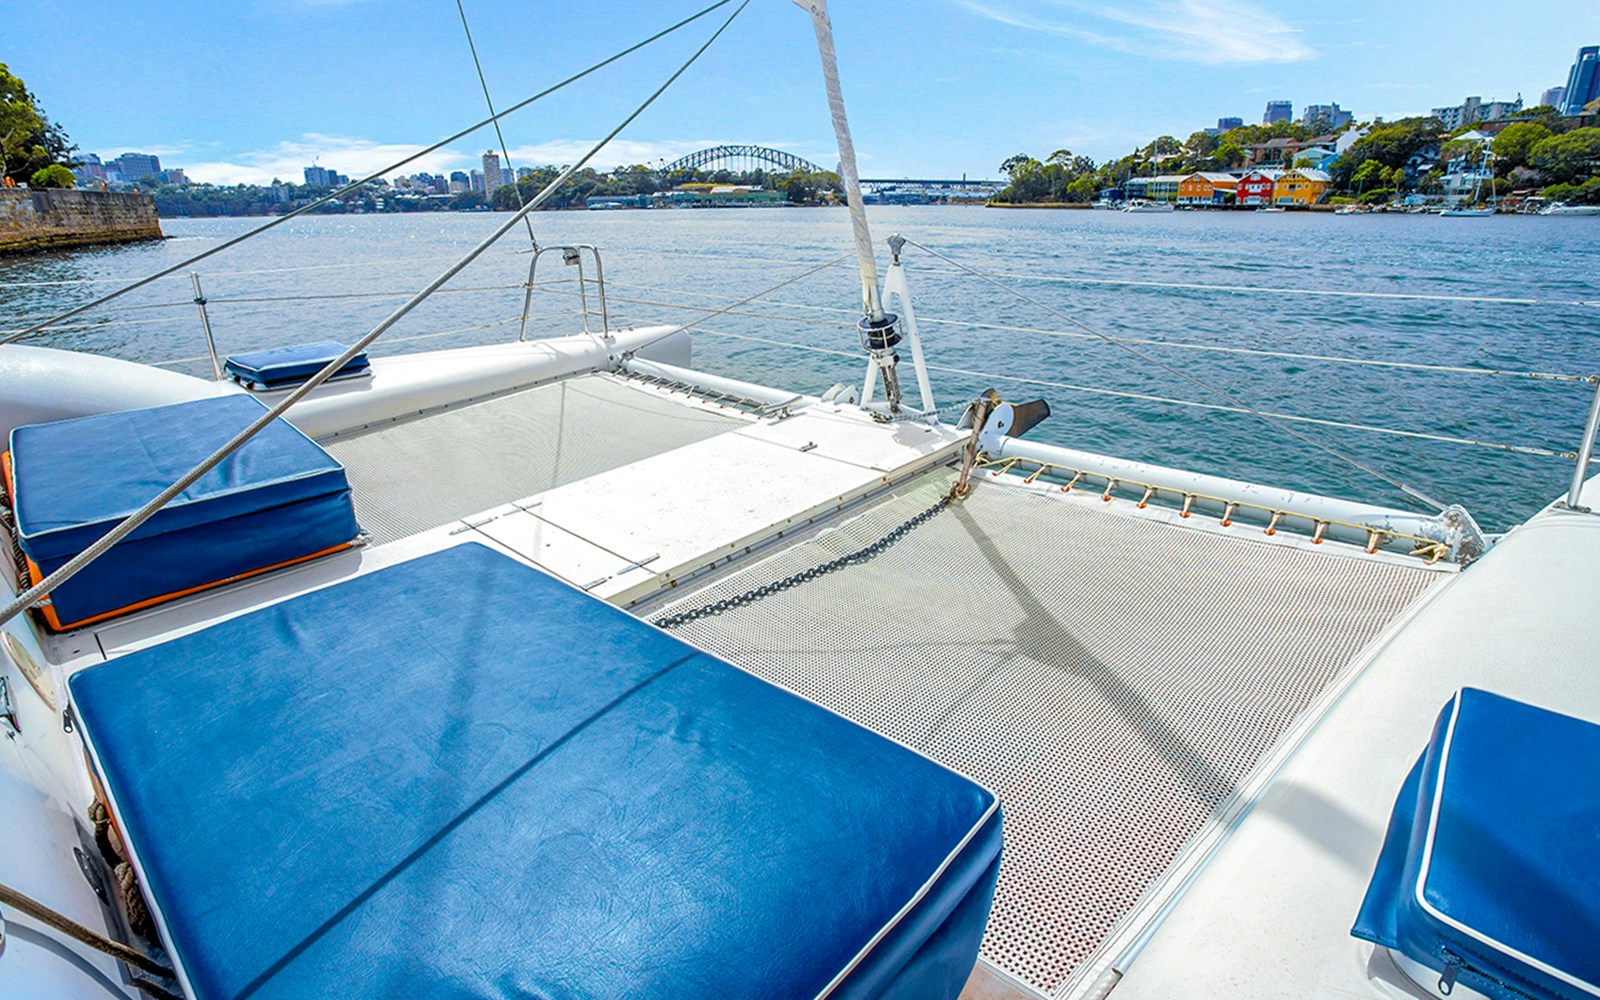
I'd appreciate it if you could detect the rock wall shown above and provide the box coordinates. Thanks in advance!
[0,189,163,255]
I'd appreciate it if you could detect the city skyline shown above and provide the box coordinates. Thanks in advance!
[9,0,1595,184]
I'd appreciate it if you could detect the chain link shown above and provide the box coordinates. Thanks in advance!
[653,493,953,629]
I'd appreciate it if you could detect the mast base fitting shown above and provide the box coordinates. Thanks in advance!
[858,313,902,352]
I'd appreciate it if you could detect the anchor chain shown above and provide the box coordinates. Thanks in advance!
[652,492,953,630]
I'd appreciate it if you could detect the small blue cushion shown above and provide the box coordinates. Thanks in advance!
[1353,688,1600,1000]
[223,341,369,389]
[70,544,1001,1000]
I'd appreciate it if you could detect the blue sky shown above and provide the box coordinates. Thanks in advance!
[7,0,1595,184]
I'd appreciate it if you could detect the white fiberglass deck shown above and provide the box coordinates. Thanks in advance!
[646,475,1448,998]
[1110,478,1600,1000]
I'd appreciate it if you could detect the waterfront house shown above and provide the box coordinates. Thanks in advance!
[1124,177,1152,200]
[1243,134,1338,167]
[1147,174,1185,202]
[1441,131,1494,204]
[1273,168,1332,206]
[1177,172,1238,205]
[1235,168,1284,206]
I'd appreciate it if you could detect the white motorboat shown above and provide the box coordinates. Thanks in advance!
[1541,202,1600,216]
[1120,199,1175,213]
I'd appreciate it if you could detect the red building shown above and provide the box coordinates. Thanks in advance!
[1235,169,1284,207]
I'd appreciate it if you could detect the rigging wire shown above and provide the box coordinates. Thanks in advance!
[592,279,1592,383]
[0,0,753,633]
[0,0,735,348]
[454,0,536,245]
[679,325,1582,461]
[898,238,1449,512]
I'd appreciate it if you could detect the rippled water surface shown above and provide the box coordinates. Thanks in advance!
[3,207,1598,530]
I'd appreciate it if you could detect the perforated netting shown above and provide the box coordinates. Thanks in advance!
[325,374,741,543]
[651,474,1440,996]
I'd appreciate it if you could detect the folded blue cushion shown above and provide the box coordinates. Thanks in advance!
[1353,688,1600,1000]
[10,395,358,627]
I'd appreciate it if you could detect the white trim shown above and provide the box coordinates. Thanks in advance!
[815,795,1001,999]
[1414,691,1600,996]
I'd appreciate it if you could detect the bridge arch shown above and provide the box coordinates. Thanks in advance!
[661,145,824,176]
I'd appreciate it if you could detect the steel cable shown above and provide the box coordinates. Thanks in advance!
[0,0,753,630]
[0,0,736,347]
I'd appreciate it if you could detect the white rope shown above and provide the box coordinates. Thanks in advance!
[795,0,881,319]
[0,0,752,630]
[0,0,736,348]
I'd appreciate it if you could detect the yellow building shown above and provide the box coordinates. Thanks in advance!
[1273,168,1332,206]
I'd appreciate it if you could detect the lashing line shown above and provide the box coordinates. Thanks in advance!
[977,456,1451,563]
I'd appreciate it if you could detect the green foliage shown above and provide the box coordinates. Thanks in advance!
[28,163,74,188]
[1492,122,1553,173]
[1541,177,1600,204]
[996,148,1099,203]
[1529,128,1600,183]
[1358,187,1396,203]
[0,63,74,184]
[1330,117,1442,188]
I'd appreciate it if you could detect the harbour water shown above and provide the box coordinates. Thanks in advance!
[3,206,1597,531]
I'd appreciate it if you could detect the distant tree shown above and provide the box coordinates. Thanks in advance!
[1529,128,1600,183]
[448,190,486,210]
[1492,122,1553,173]
[1,63,75,184]
[29,163,74,188]
[1331,117,1442,188]
[1214,142,1245,168]
[1387,166,1407,190]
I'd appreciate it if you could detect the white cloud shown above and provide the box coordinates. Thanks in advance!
[184,134,466,186]
[952,0,1315,64]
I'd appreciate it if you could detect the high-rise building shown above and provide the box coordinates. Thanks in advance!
[1302,103,1353,129]
[113,153,162,181]
[160,169,189,186]
[1217,117,1243,132]
[482,151,503,193]
[470,169,486,193]
[1562,46,1599,116]
[1263,101,1292,125]
[1541,86,1567,110]
[449,170,469,194]
[1429,95,1522,129]
[72,153,107,184]
[303,165,333,187]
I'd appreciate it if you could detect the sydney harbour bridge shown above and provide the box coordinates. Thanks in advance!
[657,144,1004,198]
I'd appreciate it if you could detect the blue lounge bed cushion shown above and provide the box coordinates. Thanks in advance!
[69,543,1002,1000]
[10,394,359,627]
[224,341,369,389]
[1352,689,1600,1000]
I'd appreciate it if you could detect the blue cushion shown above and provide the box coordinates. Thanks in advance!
[224,341,369,389]
[69,544,1001,1000]
[1352,689,1600,1000]
[10,395,359,627]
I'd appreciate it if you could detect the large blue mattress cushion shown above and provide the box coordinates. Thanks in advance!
[69,543,1003,1000]
[10,394,359,628]
[1352,688,1600,1000]
[223,341,370,390]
